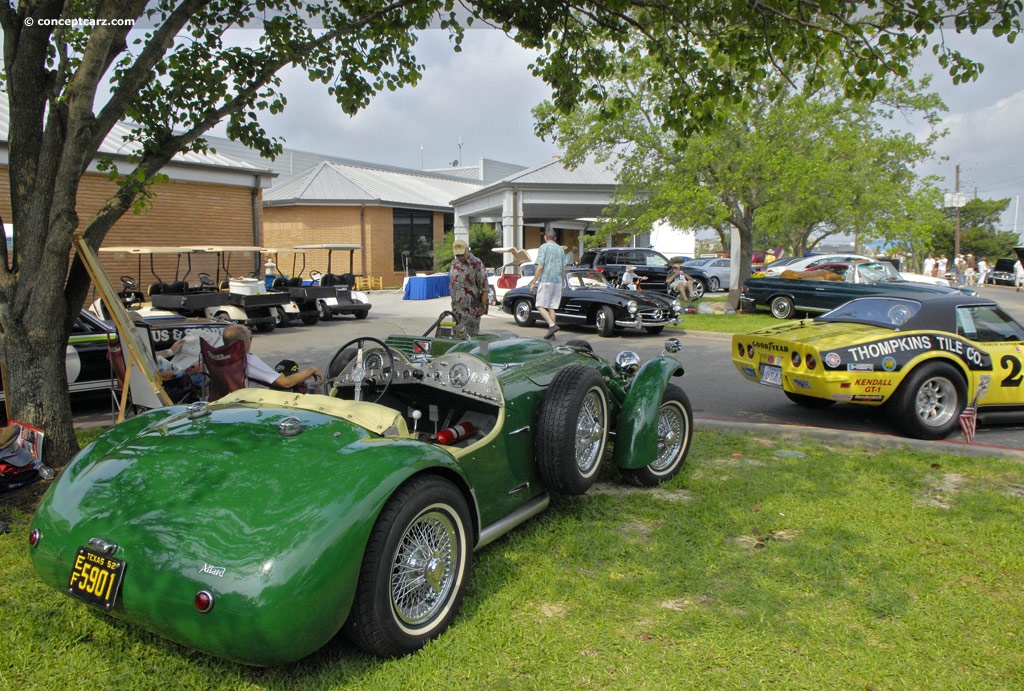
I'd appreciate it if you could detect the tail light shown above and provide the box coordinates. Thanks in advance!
[806,353,817,370]
[791,351,802,367]
[194,590,215,613]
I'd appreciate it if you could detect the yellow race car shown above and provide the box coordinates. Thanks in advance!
[732,293,1024,439]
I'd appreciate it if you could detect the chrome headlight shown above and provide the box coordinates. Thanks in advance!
[627,299,638,315]
[664,338,683,354]
[615,350,641,376]
[671,299,681,312]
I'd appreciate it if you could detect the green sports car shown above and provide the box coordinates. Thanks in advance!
[28,329,693,665]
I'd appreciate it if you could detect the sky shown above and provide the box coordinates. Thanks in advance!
[231,26,1024,238]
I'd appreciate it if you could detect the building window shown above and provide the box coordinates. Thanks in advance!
[393,209,434,272]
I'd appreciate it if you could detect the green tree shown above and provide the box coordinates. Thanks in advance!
[434,223,500,272]
[1,1,1018,465]
[934,198,1018,261]
[538,56,946,307]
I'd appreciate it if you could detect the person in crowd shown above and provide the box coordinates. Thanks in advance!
[1014,257,1024,292]
[922,253,935,277]
[221,324,323,390]
[530,228,568,339]
[977,257,989,286]
[448,239,488,337]
[936,255,948,279]
[666,264,695,301]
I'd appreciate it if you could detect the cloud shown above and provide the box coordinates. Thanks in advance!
[252,30,560,170]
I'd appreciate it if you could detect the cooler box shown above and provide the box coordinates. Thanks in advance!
[229,278,266,295]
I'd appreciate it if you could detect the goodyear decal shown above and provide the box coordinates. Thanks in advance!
[824,333,992,372]
[752,341,789,353]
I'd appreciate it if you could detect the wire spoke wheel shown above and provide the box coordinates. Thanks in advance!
[575,388,608,476]
[390,507,459,628]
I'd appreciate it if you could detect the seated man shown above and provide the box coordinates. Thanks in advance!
[221,324,323,391]
[665,265,695,301]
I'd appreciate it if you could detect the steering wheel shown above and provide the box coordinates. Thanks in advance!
[309,270,323,284]
[197,272,215,288]
[327,337,395,403]
[120,275,138,290]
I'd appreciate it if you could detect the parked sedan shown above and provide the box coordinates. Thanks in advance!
[683,257,730,292]
[502,268,681,336]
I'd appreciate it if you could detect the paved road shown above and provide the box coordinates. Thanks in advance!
[78,283,1024,453]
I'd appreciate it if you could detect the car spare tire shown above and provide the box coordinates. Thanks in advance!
[535,365,609,495]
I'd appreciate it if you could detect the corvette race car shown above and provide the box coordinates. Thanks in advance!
[29,327,694,665]
[732,293,1024,439]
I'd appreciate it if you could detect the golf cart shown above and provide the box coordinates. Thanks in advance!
[293,243,372,320]
[100,245,292,331]
[262,247,351,326]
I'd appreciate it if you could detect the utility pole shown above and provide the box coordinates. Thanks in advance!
[954,164,961,260]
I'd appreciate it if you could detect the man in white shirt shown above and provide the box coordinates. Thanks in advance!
[222,324,323,390]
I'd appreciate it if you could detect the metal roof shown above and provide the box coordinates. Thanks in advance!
[263,160,483,210]
[0,99,271,175]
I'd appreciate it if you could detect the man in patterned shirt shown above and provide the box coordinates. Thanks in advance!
[530,228,568,340]
[449,238,488,337]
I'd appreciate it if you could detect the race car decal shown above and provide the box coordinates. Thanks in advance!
[825,333,992,372]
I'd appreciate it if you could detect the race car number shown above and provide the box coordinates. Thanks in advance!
[1001,355,1023,388]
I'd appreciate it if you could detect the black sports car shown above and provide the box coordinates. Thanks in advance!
[986,257,1017,286]
[501,268,682,336]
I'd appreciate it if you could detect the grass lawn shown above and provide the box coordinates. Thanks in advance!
[3,429,1023,689]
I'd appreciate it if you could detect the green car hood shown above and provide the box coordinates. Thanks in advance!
[30,392,460,665]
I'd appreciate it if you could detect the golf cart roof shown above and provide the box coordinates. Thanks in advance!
[99,246,200,255]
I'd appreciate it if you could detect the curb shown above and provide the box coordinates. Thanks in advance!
[698,417,1024,462]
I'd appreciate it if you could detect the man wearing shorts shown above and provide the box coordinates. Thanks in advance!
[530,228,567,339]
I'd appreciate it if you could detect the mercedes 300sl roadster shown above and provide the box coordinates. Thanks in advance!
[29,329,693,665]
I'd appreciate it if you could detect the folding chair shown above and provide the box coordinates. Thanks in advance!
[200,338,248,402]
[107,339,135,421]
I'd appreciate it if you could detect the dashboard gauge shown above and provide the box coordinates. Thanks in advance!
[448,363,470,389]
[364,351,385,374]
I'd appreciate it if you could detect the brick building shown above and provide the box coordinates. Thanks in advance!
[0,101,274,295]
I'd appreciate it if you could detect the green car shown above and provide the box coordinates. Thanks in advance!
[28,330,693,666]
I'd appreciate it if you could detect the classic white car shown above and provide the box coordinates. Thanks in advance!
[488,246,536,305]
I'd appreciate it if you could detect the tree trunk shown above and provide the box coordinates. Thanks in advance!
[2,323,79,468]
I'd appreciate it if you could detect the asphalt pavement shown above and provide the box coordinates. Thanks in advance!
[75,282,1024,459]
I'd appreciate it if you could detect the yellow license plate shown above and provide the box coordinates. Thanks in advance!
[67,546,125,611]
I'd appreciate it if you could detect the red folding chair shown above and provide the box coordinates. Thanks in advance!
[200,338,249,402]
